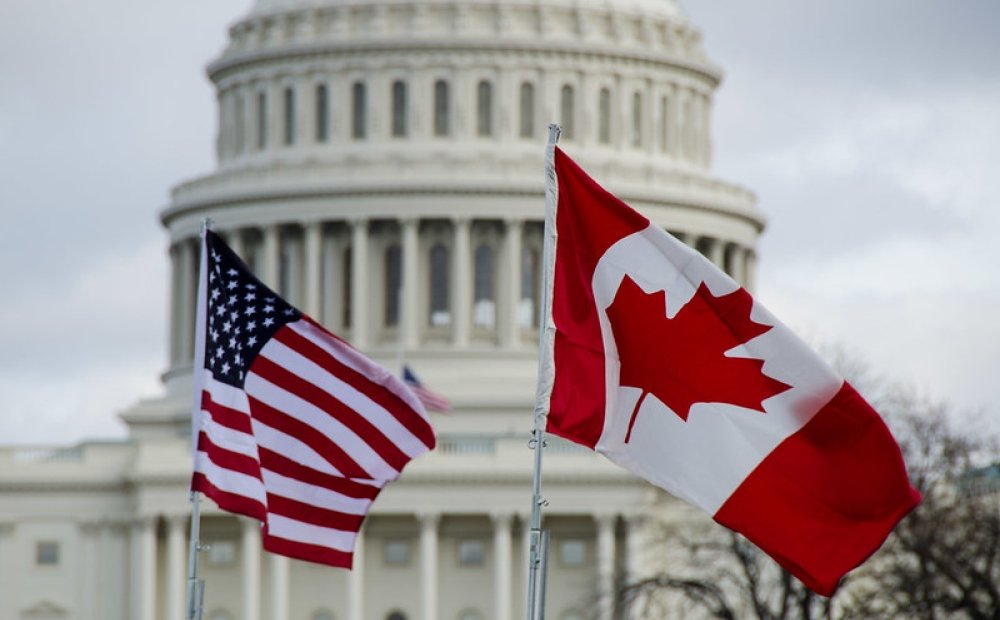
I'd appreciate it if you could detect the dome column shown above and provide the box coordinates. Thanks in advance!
[419,512,441,620]
[350,218,370,349]
[262,225,280,289]
[131,516,157,620]
[241,517,262,620]
[304,221,323,317]
[348,528,365,620]
[270,553,290,620]
[501,218,523,348]
[492,512,514,620]
[596,513,617,620]
[402,218,420,348]
[452,218,471,347]
[165,515,187,620]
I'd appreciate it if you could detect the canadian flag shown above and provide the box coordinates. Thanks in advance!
[540,147,920,596]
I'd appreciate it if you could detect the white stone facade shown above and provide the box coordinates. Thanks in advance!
[0,1,766,619]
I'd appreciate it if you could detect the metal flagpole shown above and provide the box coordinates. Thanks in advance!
[526,123,561,620]
[186,218,213,620]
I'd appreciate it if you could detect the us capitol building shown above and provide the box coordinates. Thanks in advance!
[0,0,766,618]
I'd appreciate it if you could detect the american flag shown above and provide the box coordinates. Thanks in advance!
[403,365,452,413]
[191,230,436,568]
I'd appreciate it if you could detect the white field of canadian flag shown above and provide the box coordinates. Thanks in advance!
[541,147,920,596]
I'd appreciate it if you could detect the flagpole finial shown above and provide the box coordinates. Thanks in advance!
[200,218,214,240]
[547,123,561,145]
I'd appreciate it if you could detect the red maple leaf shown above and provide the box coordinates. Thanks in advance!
[606,276,791,442]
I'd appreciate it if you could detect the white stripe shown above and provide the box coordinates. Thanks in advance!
[262,336,429,457]
[288,321,428,419]
[250,418,346,477]
[266,513,357,552]
[245,367,398,480]
[193,450,268,506]
[202,374,252,413]
[200,414,259,460]
[261,468,376,516]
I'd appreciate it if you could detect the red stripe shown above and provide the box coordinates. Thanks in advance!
[197,432,262,480]
[713,382,921,596]
[275,325,436,448]
[266,494,367,532]
[251,354,411,472]
[259,447,381,500]
[248,395,371,480]
[262,532,354,569]
[191,472,268,522]
[547,148,650,449]
[201,390,252,434]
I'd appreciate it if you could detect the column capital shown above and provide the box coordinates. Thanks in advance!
[594,512,618,528]
[416,511,441,528]
[490,511,514,527]
[347,215,369,228]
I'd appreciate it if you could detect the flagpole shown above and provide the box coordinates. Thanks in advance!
[526,123,561,620]
[187,218,212,620]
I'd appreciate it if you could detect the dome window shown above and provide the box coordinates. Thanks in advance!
[315,84,329,143]
[392,80,408,138]
[598,88,611,144]
[429,243,451,327]
[256,91,268,150]
[283,86,296,146]
[433,80,450,137]
[476,80,493,137]
[385,244,401,326]
[659,95,669,153]
[631,91,642,148]
[519,82,535,139]
[560,85,575,140]
[352,81,367,140]
[473,243,495,328]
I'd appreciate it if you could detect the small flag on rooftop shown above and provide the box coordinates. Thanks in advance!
[403,365,452,413]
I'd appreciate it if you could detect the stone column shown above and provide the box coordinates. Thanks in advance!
[169,246,181,365]
[492,513,513,620]
[402,217,420,348]
[419,513,440,620]
[304,221,324,318]
[0,521,14,616]
[131,517,157,620]
[178,239,196,364]
[262,225,280,289]
[242,518,262,620]
[350,218,370,349]
[165,515,187,620]
[452,218,471,347]
[596,513,617,620]
[624,513,645,582]
[745,249,758,294]
[706,237,724,269]
[348,528,365,620]
[78,522,99,619]
[501,218,522,348]
[729,243,747,288]
[270,553,290,620]
[227,228,245,261]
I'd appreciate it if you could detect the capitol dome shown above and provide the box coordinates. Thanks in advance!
[158,0,763,422]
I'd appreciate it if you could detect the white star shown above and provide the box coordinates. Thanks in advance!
[246,283,256,290]
[215,306,225,317]
[263,317,275,328]
[263,304,274,314]
[247,321,257,331]
[227,280,238,290]
[244,292,256,302]
[221,361,231,374]
[210,328,219,341]
[244,306,256,316]
[283,308,295,316]
[222,320,232,333]
[227,268,238,276]
[228,337,237,349]
[247,335,258,347]
[210,289,220,301]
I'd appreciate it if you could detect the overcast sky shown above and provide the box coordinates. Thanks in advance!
[1,0,997,445]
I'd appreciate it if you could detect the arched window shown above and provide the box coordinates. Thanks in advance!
[352,81,367,139]
[256,91,268,150]
[560,84,575,140]
[659,95,669,153]
[315,84,329,143]
[283,86,295,146]
[392,80,408,138]
[631,91,642,148]
[429,243,450,326]
[342,247,353,328]
[312,611,335,620]
[458,610,484,620]
[476,80,493,137]
[386,613,407,620]
[473,244,495,328]
[519,82,534,138]
[434,80,450,137]
[519,246,539,327]
[385,244,401,327]
[598,87,611,144]
[682,96,694,158]
[209,610,233,620]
